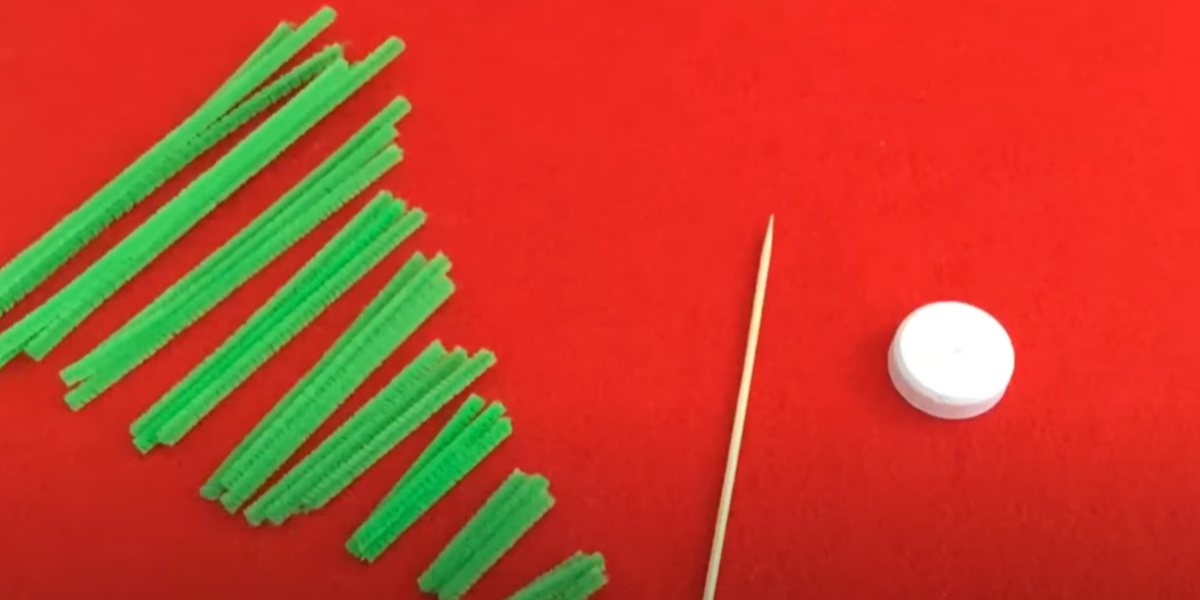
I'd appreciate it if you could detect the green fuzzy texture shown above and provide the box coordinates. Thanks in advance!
[130,194,423,452]
[0,314,38,366]
[390,395,486,504]
[548,565,608,600]
[345,37,405,90]
[25,60,351,360]
[62,7,336,240]
[186,44,347,164]
[421,471,554,600]
[247,344,496,525]
[245,342,453,524]
[59,104,407,407]
[360,414,511,561]
[221,275,453,511]
[204,255,454,511]
[436,484,554,600]
[137,98,410,326]
[304,349,496,511]
[0,8,334,321]
[27,56,356,358]
[5,34,405,365]
[346,398,511,562]
[3,58,353,365]
[154,206,424,450]
[83,96,410,371]
[504,553,608,600]
[423,471,532,592]
[199,251,428,487]
[65,144,402,407]
[133,197,417,450]
[61,112,398,384]
[221,23,293,87]
[314,234,441,366]
[131,196,400,445]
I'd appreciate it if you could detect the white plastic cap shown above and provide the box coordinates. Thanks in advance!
[888,301,1015,420]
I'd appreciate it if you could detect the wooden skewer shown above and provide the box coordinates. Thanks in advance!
[702,215,774,600]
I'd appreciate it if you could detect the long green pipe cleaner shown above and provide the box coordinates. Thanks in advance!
[201,255,452,509]
[66,97,410,382]
[0,8,335,319]
[346,398,511,562]
[20,61,354,360]
[129,195,420,452]
[12,35,406,363]
[60,140,403,408]
[215,272,454,513]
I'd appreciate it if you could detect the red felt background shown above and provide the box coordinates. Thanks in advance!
[1,0,1199,598]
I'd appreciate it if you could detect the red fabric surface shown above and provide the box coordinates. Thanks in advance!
[1,0,1198,598]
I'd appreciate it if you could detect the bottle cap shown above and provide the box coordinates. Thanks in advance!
[888,301,1014,420]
